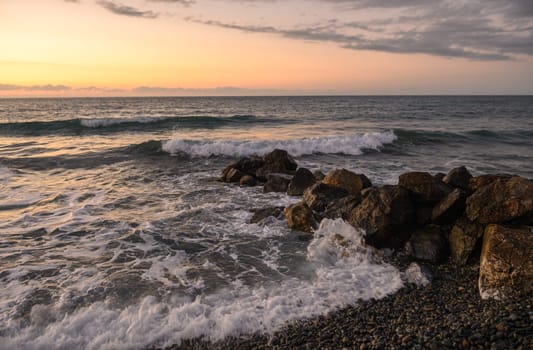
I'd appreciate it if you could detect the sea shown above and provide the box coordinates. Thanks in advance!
[0,96,532,349]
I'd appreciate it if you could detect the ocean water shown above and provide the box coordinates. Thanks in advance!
[0,96,532,349]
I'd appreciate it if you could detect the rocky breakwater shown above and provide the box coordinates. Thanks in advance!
[220,151,533,300]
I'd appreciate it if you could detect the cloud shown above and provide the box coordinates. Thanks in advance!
[188,0,533,61]
[146,0,195,6]
[0,84,71,91]
[132,86,288,96]
[97,0,158,18]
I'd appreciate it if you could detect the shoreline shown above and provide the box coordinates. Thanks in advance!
[162,258,532,349]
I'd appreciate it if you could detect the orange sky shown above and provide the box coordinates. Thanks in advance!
[1,0,532,96]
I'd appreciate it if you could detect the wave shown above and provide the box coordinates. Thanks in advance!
[0,115,264,136]
[393,128,533,145]
[162,131,397,157]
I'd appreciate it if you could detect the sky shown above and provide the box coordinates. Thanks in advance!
[1,0,532,96]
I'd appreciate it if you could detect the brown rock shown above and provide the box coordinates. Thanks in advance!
[466,176,533,224]
[416,206,433,226]
[449,217,485,265]
[479,224,533,299]
[313,170,325,181]
[240,175,257,187]
[287,168,316,196]
[431,188,467,224]
[223,168,244,183]
[323,194,362,220]
[469,174,512,192]
[284,202,317,233]
[263,173,292,193]
[250,207,284,224]
[349,185,415,248]
[443,166,472,191]
[303,182,349,212]
[399,171,452,203]
[323,169,372,195]
[256,149,297,179]
[405,225,449,263]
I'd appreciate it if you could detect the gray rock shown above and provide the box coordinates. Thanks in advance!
[263,173,292,193]
[287,168,316,196]
[256,149,297,180]
[405,225,449,263]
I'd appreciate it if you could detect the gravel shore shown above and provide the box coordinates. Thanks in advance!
[161,259,532,350]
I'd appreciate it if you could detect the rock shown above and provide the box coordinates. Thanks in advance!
[287,168,316,196]
[263,173,292,193]
[399,171,452,204]
[240,175,257,187]
[449,217,485,265]
[322,169,372,195]
[302,182,349,212]
[313,170,325,181]
[284,202,317,233]
[443,166,472,191]
[256,149,297,179]
[223,168,244,183]
[405,225,449,263]
[349,185,415,248]
[431,188,467,224]
[434,173,446,182]
[250,207,284,224]
[404,262,433,286]
[232,156,265,175]
[416,206,433,226]
[469,174,512,192]
[466,176,533,224]
[479,224,533,299]
[323,195,362,220]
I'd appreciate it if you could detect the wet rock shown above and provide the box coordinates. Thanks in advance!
[303,182,349,212]
[322,168,372,195]
[287,168,316,196]
[449,217,485,265]
[405,225,449,263]
[469,174,512,193]
[466,176,533,224]
[399,171,453,204]
[250,207,285,224]
[443,166,472,191]
[313,170,326,181]
[349,185,415,248]
[416,206,433,226]
[284,202,317,233]
[263,173,292,193]
[222,168,244,183]
[323,195,362,220]
[479,224,533,299]
[221,157,265,182]
[256,149,297,180]
[240,175,257,187]
[431,188,467,224]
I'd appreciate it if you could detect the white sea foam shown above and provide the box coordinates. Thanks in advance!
[162,131,397,157]
[80,117,163,128]
[0,219,403,350]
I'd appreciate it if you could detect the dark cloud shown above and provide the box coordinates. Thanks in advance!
[0,84,71,91]
[97,0,158,18]
[189,0,533,61]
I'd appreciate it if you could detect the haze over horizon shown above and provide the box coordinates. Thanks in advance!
[1,0,533,97]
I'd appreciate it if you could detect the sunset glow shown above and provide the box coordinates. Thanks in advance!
[1,0,532,96]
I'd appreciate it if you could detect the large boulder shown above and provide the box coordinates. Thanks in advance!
[405,225,449,263]
[469,174,512,193]
[287,168,316,196]
[349,185,415,248]
[466,176,533,224]
[263,173,292,193]
[449,217,485,265]
[221,156,265,182]
[479,225,533,300]
[256,149,297,180]
[431,188,467,225]
[443,166,472,191]
[322,169,372,195]
[303,183,349,212]
[399,172,452,204]
[322,194,362,221]
[284,202,317,233]
[250,207,285,224]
